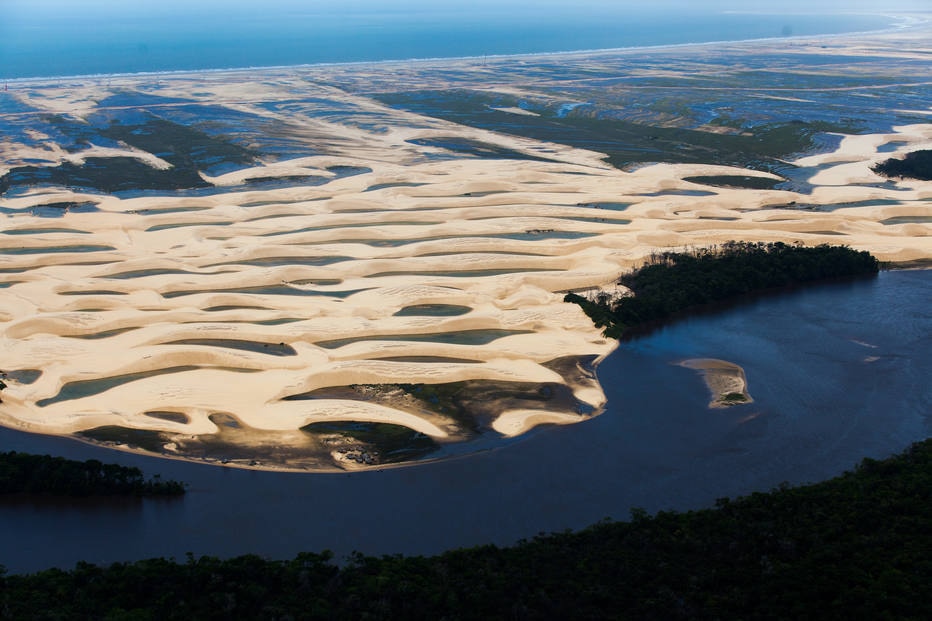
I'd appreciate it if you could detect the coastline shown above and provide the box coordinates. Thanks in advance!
[1,19,931,471]
[1,11,925,85]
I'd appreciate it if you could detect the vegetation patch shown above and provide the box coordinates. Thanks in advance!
[871,149,932,180]
[0,451,184,496]
[565,241,880,339]
[77,426,170,454]
[99,117,258,172]
[406,136,557,163]
[301,421,439,465]
[287,379,586,438]
[377,90,860,173]
[0,156,208,194]
[0,116,259,195]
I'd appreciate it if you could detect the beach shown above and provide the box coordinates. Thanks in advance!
[1,19,930,470]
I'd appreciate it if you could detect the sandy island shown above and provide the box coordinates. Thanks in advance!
[677,359,754,409]
[1,19,930,469]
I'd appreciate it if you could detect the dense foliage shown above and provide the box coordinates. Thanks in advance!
[1,439,929,619]
[871,149,932,181]
[565,242,879,338]
[0,452,185,497]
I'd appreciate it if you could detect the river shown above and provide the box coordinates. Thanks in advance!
[1,269,928,574]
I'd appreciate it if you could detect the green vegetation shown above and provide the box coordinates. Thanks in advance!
[100,118,257,172]
[0,452,184,497]
[1,439,930,619]
[375,90,861,173]
[289,379,586,440]
[78,426,171,454]
[682,174,782,190]
[871,149,932,181]
[301,421,439,465]
[0,116,258,195]
[565,242,880,338]
[0,156,207,194]
[406,136,558,163]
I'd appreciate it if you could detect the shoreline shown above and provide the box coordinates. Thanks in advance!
[0,12,925,86]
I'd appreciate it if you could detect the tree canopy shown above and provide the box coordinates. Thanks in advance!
[1,439,929,619]
[565,241,879,338]
[0,451,184,497]
[871,149,932,181]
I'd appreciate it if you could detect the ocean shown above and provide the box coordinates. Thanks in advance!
[0,2,900,80]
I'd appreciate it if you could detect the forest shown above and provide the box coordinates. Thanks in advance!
[564,241,880,338]
[0,439,928,619]
[871,149,932,181]
[0,452,185,497]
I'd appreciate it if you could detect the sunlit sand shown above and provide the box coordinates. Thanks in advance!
[1,22,930,469]
[677,359,754,409]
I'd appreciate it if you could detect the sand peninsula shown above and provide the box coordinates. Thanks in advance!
[1,17,930,470]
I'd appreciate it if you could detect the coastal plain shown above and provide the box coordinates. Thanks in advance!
[1,20,930,469]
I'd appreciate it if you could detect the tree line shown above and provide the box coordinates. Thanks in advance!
[565,241,880,338]
[0,439,929,619]
[0,452,184,497]
[871,149,932,181]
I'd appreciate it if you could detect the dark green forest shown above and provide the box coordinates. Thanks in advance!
[871,149,932,181]
[565,242,879,338]
[0,452,184,496]
[1,439,929,620]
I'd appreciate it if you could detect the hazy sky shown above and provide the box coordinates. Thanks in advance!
[5,0,931,14]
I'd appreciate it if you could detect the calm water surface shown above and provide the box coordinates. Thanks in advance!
[0,3,896,80]
[0,269,928,573]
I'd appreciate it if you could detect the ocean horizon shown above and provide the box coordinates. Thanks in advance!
[0,4,909,81]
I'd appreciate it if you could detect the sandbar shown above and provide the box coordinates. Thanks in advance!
[677,359,754,409]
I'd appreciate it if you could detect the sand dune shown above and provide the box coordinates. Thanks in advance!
[1,49,930,469]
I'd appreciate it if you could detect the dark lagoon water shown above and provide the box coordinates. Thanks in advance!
[0,2,899,80]
[1,269,928,574]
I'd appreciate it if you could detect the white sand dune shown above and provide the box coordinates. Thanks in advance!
[1,41,931,469]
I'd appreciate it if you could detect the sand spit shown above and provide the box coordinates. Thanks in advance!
[1,30,931,469]
[677,359,754,409]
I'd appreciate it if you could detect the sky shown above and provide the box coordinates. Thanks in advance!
[4,0,931,14]
[3,1,929,27]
